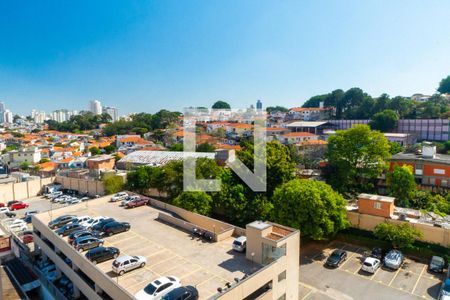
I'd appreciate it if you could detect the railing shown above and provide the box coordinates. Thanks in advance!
[1,265,31,300]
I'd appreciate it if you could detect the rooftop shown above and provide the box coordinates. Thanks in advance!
[286,121,329,128]
[118,150,215,166]
[391,152,450,164]
[358,193,395,203]
[34,196,258,298]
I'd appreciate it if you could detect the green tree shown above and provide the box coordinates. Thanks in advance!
[389,141,404,155]
[173,191,213,215]
[272,179,349,240]
[102,144,117,154]
[196,143,215,152]
[212,101,231,109]
[20,162,30,170]
[169,143,184,151]
[326,125,390,194]
[39,158,50,164]
[103,174,125,195]
[369,109,399,132]
[374,223,423,249]
[89,147,102,156]
[437,75,450,94]
[424,194,450,216]
[266,106,289,113]
[386,165,417,207]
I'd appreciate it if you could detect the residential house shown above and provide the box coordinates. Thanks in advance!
[278,132,318,144]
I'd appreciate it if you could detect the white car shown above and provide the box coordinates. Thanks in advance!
[112,255,147,276]
[82,216,106,229]
[361,257,381,274]
[111,192,128,202]
[135,276,181,300]
[67,198,82,205]
[9,223,28,232]
[5,219,26,226]
[0,207,11,214]
[121,196,139,207]
[73,216,92,224]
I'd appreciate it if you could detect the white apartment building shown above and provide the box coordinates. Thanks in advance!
[4,146,42,167]
[89,100,102,115]
[102,106,119,121]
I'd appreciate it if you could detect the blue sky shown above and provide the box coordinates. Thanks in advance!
[1,1,450,115]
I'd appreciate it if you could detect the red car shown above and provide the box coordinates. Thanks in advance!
[22,234,33,244]
[0,202,5,207]
[10,202,29,210]
[126,198,149,208]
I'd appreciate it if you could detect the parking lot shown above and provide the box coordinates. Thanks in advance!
[43,197,256,299]
[299,241,443,300]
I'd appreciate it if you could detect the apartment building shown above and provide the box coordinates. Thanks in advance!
[390,143,450,189]
[287,106,333,121]
[3,146,42,167]
[31,196,300,300]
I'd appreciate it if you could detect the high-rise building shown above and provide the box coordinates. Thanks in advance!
[102,106,119,122]
[0,102,6,112]
[89,100,102,115]
[0,102,13,124]
[256,99,262,110]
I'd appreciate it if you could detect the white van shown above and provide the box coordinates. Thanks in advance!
[232,236,247,252]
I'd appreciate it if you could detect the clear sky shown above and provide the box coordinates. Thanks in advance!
[1,1,450,115]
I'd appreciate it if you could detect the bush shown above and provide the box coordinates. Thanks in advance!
[374,222,423,249]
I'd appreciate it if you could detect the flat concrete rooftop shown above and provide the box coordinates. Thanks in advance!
[35,197,257,299]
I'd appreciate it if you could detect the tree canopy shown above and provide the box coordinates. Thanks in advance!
[173,191,213,215]
[387,165,417,207]
[212,101,231,109]
[326,125,390,194]
[369,109,399,132]
[46,111,112,132]
[438,75,450,94]
[266,106,289,113]
[103,174,125,195]
[272,179,349,240]
[374,223,422,249]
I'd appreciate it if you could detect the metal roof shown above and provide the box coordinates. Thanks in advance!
[118,150,215,166]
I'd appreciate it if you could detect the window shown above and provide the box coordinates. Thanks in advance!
[374,202,382,209]
[434,169,445,175]
[278,270,286,282]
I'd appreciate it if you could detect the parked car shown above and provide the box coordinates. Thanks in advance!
[25,210,39,217]
[83,216,107,229]
[325,250,347,268]
[429,256,446,273]
[48,215,76,229]
[55,223,86,237]
[72,216,92,224]
[102,221,130,236]
[384,250,404,270]
[91,218,115,231]
[73,236,104,252]
[126,198,149,208]
[5,218,26,226]
[161,286,199,300]
[440,278,450,300]
[111,192,128,202]
[68,230,101,245]
[0,202,5,207]
[47,191,63,199]
[67,198,82,205]
[85,247,120,264]
[7,200,19,207]
[121,195,139,207]
[232,236,247,252]
[4,211,16,218]
[0,207,11,214]
[22,234,34,244]
[80,197,90,202]
[135,276,181,300]
[9,222,27,232]
[361,257,381,274]
[112,255,147,276]
[10,202,29,210]
[370,247,386,260]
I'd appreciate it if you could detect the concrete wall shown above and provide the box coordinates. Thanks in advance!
[55,176,105,196]
[347,211,450,247]
[149,198,234,239]
[0,177,54,201]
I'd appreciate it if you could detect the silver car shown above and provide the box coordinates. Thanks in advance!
[112,255,147,276]
[384,250,404,270]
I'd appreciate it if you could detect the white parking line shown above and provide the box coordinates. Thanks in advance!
[388,267,402,286]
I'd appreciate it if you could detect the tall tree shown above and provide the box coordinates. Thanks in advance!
[386,165,416,207]
[437,75,450,94]
[212,101,231,109]
[369,109,399,132]
[374,223,422,249]
[272,179,349,240]
[173,191,213,215]
[326,125,390,194]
